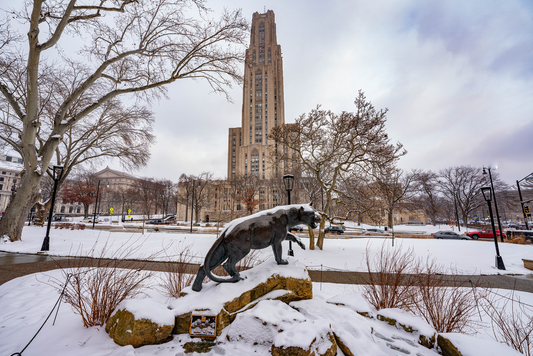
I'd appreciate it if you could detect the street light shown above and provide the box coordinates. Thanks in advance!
[483,167,504,242]
[92,180,108,229]
[516,171,533,230]
[283,174,295,257]
[40,165,64,251]
[190,180,201,233]
[481,186,505,270]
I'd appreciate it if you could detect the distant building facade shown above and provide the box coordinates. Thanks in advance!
[227,10,288,180]
[0,155,23,213]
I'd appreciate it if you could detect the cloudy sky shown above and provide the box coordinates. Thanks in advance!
[5,0,533,184]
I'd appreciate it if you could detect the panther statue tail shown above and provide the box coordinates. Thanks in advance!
[191,231,242,291]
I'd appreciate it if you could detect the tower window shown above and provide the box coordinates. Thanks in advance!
[251,149,259,175]
[259,24,265,64]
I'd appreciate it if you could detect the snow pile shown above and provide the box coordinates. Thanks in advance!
[226,300,306,345]
[273,320,334,354]
[116,299,175,327]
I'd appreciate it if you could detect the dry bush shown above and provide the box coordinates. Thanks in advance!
[505,234,532,245]
[362,242,416,310]
[408,258,486,333]
[482,291,533,355]
[362,242,484,334]
[158,243,196,298]
[49,237,158,327]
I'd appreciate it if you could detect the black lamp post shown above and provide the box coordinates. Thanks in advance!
[516,172,533,230]
[92,180,108,229]
[483,167,504,242]
[283,174,295,257]
[190,180,195,233]
[41,165,64,251]
[481,186,505,270]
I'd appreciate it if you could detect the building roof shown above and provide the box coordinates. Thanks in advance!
[93,166,141,180]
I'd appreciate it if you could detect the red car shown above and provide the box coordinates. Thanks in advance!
[465,230,503,240]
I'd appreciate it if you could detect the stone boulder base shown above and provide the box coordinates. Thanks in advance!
[105,309,173,348]
[171,259,312,337]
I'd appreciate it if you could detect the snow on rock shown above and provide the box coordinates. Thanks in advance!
[291,298,385,355]
[226,300,306,345]
[439,333,523,356]
[172,259,311,315]
[117,299,175,327]
[377,308,436,337]
[272,320,336,356]
[326,292,376,315]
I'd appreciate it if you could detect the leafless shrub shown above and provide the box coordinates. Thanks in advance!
[482,291,533,355]
[361,242,416,310]
[362,242,484,333]
[408,258,486,333]
[48,237,159,327]
[158,243,196,298]
[505,234,532,245]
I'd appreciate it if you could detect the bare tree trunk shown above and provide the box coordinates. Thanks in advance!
[308,226,315,250]
[317,218,326,250]
[0,172,41,241]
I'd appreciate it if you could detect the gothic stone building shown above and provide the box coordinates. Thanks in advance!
[228,10,289,180]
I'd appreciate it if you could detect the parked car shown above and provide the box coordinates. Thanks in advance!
[53,213,67,221]
[163,215,176,223]
[432,231,471,240]
[465,230,504,240]
[324,225,344,235]
[147,219,167,225]
[363,228,388,235]
[82,216,99,223]
[289,225,304,232]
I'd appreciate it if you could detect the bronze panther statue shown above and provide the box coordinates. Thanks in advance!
[191,204,321,292]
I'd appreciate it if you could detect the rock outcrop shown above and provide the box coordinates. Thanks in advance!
[105,299,175,348]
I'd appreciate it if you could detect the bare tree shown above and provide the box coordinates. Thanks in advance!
[412,170,440,226]
[235,174,265,215]
[133,178,156,219]
[0,0,248,241]
[179,172,213,223]
[438,166,509,228]
[270,90,406,250]
[371,166,417,231]
[60,169,98,218]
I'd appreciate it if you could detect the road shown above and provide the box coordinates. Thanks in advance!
[1,251,532,293]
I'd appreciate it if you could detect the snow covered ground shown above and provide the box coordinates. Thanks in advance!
[0,224,532,356]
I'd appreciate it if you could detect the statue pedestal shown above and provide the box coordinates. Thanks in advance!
[170,258,312,336]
